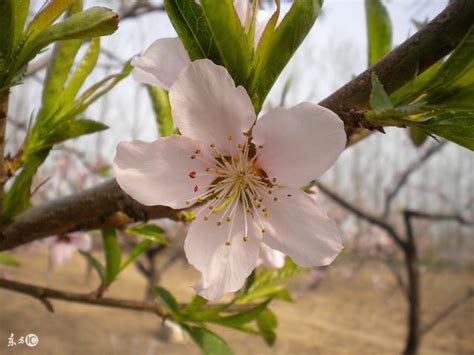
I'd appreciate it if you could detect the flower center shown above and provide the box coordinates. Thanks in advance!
[185,132,283,245]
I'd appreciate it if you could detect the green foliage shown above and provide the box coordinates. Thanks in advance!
[119,240,152,273]
[166,0,321,112]
[200,0,252,86]
[102,228,122,284]
[147,86,174,137]
[79,250,106,281]
[126,224,168,245]
[366,26,474,150]
[248,0,322,111]
[0,253,21,267]
[182,325,233,355]
[365,0,392,66]
[152,286,182,319]
[256,309,278,346]
[164,0,222,63]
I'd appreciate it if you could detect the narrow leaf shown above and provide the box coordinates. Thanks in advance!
[126,224,169,246]
[79,251,105,281]
[249,0,321,111]
[102,228,121,284]
[182,325,233,355]
[365,0,392,66]
[164,0,222,62]
[26,0,76,40]
[212,299,271,327]
[119,239,152,272]
[0,253,21,267]
[256,309,278,346]
[147,86,174,137]
[201,0,252,86]
[370,73,393,114]
[151,286,181,317]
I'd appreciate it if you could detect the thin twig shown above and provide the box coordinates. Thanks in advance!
[315,182,406,249]
[0,277,252,316]
[383,141,447,218]
[421,288,474,336]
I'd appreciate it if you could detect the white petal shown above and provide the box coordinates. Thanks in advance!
[253,102,346,187]
[169,59,256,153]
[258,243,285,269]
[131,37,191,90]
[185,206,261,300]
[262,188,343,267]
[113,136,215,209]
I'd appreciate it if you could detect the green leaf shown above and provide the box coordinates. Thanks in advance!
[119,239,152,272]
[211,299,271,327]
[40,38,83,115]
[183,294,208,314]
[20,7,118,67]
[79,251,105,281]
[422,25,474,96]
[26,119,108,156]
[365,0,392,66]
[126,224,169,246]
[60,38,101,109]
[249,0,321,111]
[147,86,174,137]
[102,228,121,284]
[411,111,474,150]
[2,151,47,222]
[408,126,428,147]
[370,72,393,114]
[182,325,233,355]
[164,0,221,62]
[0,0,30,60]
[26,0,76,40]
[201,0,252,86]
[0,253,21,267]
[237,285,292,304]
[256,309,278,346]
[152,286,181,317]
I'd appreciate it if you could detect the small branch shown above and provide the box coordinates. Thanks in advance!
[421,288,474,336]
[0,277,168,316]
[0,277,253,316]
[120,1,165,20]
[384,141,447,218]
[315,182,406,249]
[404,210,474,226]
[0,93,9,221]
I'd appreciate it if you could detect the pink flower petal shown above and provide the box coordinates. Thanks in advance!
[253,102,346,187]
[131,37,190,90]
[261,188,343,267]
[169,59,256,153]
[113,136,215,208]
[258,243,285,269]
[51,243,75,266]
[184,207,261,300]
[69,233,92,251]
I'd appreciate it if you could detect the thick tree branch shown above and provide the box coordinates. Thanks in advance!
[320,0,474,144]
[315,182,406,249]
[1,1,473,251]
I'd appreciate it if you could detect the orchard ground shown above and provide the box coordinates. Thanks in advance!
[1,248,472,355]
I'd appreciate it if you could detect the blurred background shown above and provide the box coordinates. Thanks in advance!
[1,0,473,354]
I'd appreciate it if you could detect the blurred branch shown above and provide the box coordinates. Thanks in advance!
[315,182,406,249]
[0,277,253,315]
[120,1,165,20]
[404,209,474,226]
[320,0,474,145]
[421,288,474,336]
[383,141,447,218]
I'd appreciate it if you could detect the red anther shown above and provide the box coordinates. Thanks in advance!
[189,171,197,179]
[194,185,199,192]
